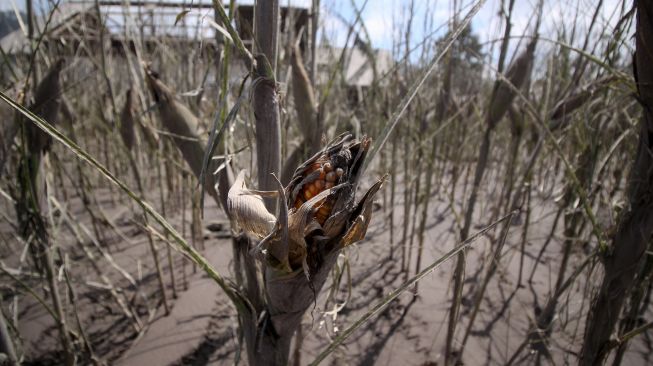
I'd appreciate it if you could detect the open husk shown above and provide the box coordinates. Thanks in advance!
[227,171,276,240]
[228,134,383,272]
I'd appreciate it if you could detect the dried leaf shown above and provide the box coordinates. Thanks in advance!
[28,58,65,153]
[340,176,385,248]
[228,171,276,240]
[119,88,136,151]
[488,40,536,129]
[205,18,234,44]
[174,10,190,26]
[144,64,220,203]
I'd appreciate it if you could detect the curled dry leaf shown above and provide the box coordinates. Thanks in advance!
[340,176,386,247]
[227,170,276,240]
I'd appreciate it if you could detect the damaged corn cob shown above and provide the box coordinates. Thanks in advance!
[287,134,370,227]
[293,159,344,223]
[229,133,383,273]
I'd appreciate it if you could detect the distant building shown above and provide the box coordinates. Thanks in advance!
[0,1,393,97]
[316,46,393,87]
[0,1,309,56]
[314,45,394,108]
[1,2,100,54]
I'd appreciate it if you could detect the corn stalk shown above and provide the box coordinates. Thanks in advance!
[446,37,537,363]
[13,60,75,366]
[0,300,17,365]
[228,135,383,365]
[252,21,281,212]
[579,2,653,364]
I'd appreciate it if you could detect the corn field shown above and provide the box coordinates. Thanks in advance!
[1,0,652,365]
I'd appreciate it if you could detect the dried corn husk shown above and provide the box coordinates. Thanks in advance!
[216,157,236,217]
[508,104,523,137]
[266,134,378,271]
[145,67,204,176]
[280,141,309,185]
[551,89,592,121]
[549,76,616,124]
[144,65,219,202]
[487,40,536,129]
[260,134,382,345]
[227,170,276,240]
[120,88,137,151]
[0,90,19,172]
[340,177,385,248]
[229,134,381,275]
[59,95,76,131]
[137,116,160,149]
[28,58,65,153]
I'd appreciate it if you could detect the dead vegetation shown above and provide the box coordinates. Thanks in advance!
[1,0,652,365]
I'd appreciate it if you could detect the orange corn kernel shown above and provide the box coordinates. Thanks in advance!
[291,154,342,224]
[323,162,332,172]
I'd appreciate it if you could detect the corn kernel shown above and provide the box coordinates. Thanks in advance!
[308,183,318,195]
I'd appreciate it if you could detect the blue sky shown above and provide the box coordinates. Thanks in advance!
[2,0,627,58]
[323,0,625,53]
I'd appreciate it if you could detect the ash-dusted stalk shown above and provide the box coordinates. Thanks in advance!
[290,44,320,152]
[281,44,322,185]
[447,37,537,363]
[0,302,17,365]
[580,3,653,364]
[252,54,281,213]
[252,0,281,212]
[120,84,170,315]
[14,59,75,366]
